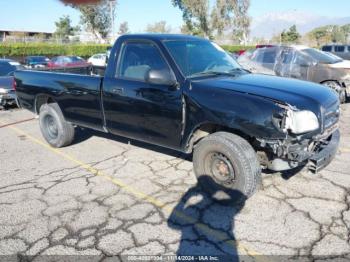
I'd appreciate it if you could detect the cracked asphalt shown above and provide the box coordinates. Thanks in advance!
[0,104,350,261]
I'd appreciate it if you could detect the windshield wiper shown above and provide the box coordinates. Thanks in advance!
[188,71,227,78]
[188,69,245,79]
[229,68,250,74]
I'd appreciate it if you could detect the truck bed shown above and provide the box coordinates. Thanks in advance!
[15,70,105,131]
[33,65,106,77]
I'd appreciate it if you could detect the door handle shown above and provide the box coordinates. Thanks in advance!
[111,87,124,95]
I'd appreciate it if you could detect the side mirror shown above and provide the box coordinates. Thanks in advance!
[145,69,178,87]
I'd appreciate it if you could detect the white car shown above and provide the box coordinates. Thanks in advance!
[88,53,107,67]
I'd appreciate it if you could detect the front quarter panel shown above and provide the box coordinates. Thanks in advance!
[183,80,288,147]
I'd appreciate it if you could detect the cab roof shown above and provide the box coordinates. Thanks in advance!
[118,34,206,42]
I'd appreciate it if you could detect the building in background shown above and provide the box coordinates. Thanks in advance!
[0,29,53,42]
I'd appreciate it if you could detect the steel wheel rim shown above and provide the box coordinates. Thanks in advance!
[207,152,236,185]
[45,115,58,139]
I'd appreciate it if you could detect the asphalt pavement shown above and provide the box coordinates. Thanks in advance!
[0,104,349,261]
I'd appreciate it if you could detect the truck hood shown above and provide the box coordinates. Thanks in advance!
[192,73,338,110]
[327,60,350,69]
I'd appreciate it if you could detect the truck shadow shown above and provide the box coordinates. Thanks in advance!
[73,127,190,160]
[167,176,246,260]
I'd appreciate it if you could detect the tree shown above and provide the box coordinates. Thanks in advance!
[67,0,116,42]
[231,0,251,44]
[54,15,80,40]
[118,21,130,35]
[172,0,211,37]
[172,0,251,41]
[281,25,301,43]
[341,24,350,43]
[146,21,171,33]
[306,24,350,46]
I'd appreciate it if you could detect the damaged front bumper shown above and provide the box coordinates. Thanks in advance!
[308,129,340,173]
[265,128,340,173]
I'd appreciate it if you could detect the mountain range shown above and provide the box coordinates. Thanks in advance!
[251,10,350,39]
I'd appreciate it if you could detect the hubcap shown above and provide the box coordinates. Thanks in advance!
[45,115,58,139]
[209,153,235,185]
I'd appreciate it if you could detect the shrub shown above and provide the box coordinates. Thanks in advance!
[0,43,111,58]
[0,42,254,58]
[221,45,255,53]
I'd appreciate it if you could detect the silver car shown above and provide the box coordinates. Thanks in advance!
[238,45,350,103]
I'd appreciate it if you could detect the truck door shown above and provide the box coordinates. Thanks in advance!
[103,40,183,149]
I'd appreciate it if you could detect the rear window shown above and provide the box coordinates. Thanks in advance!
[335,46,345,52]
[322,46,332,52]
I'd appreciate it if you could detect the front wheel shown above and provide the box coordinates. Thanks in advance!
[39,103,75,148]
[193,132,261,201]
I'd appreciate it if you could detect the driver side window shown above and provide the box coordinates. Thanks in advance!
[117,41,170,81]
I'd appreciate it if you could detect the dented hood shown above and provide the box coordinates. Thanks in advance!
[192,73,339,111]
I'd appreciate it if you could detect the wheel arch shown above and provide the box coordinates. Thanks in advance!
[35,94,57,114]
[320,79,342,85]
[184,122,252,153]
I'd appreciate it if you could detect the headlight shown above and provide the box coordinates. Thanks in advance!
[285,110,319,134]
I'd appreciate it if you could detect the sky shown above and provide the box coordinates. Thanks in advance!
[0,0,350,33]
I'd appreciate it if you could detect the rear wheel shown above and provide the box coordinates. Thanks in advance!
[39,103,75,148]
[322,81,346,103]
[193,132,261,201]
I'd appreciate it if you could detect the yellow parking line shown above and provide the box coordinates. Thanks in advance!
[5,122,267,259]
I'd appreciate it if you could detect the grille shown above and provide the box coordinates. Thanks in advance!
[324,100,340,130]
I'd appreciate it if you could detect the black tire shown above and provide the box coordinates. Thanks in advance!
[39,103,75,148]
[193,132,261,201]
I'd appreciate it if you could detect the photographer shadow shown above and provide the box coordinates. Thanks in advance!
[168,176,247,261]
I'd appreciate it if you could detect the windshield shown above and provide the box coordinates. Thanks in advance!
[163,40,242,77]
[302,48,342,64]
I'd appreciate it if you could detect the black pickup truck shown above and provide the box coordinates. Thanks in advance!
[15,34,340,199]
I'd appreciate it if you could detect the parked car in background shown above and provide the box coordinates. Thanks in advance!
[237,49,276,76]
[322,44,350,60]
[47,56,90,68]
[238,45,350,103]
[24,56,50,69]
[256,44,275,49]
[0,59,24,108]
[88,53,107,67]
